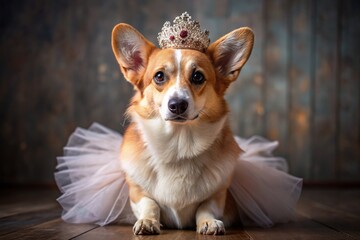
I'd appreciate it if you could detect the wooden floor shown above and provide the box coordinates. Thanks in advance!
[0,188,359,240]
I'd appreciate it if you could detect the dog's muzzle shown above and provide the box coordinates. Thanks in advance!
[165,97,198,122]
[168,97,188,115]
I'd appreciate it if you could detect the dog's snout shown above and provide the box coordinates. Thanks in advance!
[168,98,188,115]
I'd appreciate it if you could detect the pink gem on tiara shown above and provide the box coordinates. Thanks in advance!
[180,30,188,38]
[157,12,210,52]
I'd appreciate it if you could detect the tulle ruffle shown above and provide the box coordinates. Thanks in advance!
[55,123,302,227]
[232,136,302,227]
[55,123,135,226]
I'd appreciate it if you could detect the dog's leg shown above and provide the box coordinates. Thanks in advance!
[131,196,161,235]
[196,188,227,235]
[127,179,161,235]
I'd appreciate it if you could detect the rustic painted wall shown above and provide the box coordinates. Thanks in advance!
[0,0,359,185]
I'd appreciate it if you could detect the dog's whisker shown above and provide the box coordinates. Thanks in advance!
[122,106,134,126]
[147,109,157,118]
[199,109,210,118]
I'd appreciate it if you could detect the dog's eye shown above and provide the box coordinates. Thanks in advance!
[191,71,205,85]
[153,71,166,85]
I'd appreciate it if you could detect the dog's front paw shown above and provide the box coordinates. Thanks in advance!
[133,218,161,235]
[197,219,225,235]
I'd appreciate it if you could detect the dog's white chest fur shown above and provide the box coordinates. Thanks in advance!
[125,115,236,228]
[134,114,227,161]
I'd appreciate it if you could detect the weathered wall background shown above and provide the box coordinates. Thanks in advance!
[0,0,359,185]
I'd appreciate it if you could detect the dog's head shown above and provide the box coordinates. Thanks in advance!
[112,22,253,125]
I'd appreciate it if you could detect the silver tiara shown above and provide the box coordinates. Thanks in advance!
[157,12,210,52]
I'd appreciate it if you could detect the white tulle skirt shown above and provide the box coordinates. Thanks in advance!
[55,123,302,227]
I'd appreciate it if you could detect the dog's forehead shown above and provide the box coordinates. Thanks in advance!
[150,48,212,70]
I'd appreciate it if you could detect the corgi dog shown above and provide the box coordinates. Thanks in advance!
[111,14,254,235]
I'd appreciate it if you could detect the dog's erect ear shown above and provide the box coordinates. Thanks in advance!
[112,23,156,88]
[207,27,254,92]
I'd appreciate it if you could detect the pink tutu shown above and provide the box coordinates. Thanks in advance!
[55,123,302,227]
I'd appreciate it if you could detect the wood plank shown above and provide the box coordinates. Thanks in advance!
[0,1,78,185]
[0,208,60,236]
[226,0,265,137]
[245,188,360,239]
[311,0,339,181]
[68,2,129,130]
[0,219,97,240]
[263,0,289,158]
[288,0,312,178]
[298,189,360,238]
[73,225,251,240]
[338,0,360,181]
[245,214,354,240]
[0,188,359,239]
[0,203,58,219]
[245,188,360,240]
[301,188,360,217]
[195,0,266,137]
[0,189,59,218]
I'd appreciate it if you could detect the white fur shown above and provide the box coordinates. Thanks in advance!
[119,31,144,68]
[133,114,227,161]
[175,50,182,87]
[131,197,160,220]
[218,34,247,73]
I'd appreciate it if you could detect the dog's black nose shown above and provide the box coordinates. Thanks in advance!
[168,98,188,115]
